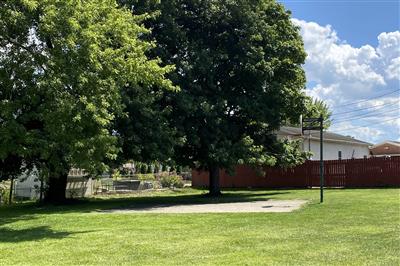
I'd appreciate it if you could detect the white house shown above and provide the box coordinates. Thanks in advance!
[277,126,371,160]
[14,168,94,200]
[13,167,41,199]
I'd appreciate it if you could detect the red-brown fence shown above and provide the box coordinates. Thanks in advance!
[192,157,400,188]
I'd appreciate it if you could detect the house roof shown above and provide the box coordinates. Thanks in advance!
[278,126,372,146]
[370,140,400,149]
[369,140,400,156]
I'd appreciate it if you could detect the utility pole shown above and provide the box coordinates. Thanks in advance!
[302,115,324,203]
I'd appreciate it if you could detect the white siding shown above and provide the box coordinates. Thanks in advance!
[14,168,41,199]
[303,139,370,160]
[14,170,94,200]
[277,134,370,161]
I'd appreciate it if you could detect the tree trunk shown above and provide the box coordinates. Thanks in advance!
[39,177,44,203]
[208,166,221,196]
[9,176,14,205]
[45,171,68,203]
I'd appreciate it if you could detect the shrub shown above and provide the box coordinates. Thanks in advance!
[160,175,184,188]
[154,163,160,173]
[112,170,122,180]
[140,164,148,174]
[147,165,153,174]
[135,174,156,181]
[0,182,10,205]
[176,165,182,174]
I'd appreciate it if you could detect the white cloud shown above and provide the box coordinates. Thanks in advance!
[293,18,386,95]
[331,121,384,144]
[292,18,400,143]
[377,31,400,59]
[386,57,400,79]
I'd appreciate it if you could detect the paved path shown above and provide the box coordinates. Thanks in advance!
[99,200,307,214]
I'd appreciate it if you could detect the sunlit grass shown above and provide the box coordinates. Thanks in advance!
[0,188,399,265]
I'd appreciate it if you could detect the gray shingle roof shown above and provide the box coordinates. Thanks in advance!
[279,126,372,146]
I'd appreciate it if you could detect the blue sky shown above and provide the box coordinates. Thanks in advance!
[279,0,400,144]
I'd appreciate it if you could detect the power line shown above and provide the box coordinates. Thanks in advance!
[332,108,399,124]
[332,89,400,108]
[332,100,400,116]
[332,102,400,122]
[333,117,399,133]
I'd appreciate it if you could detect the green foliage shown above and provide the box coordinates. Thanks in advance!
[304,97,332,129]
[169,165,176,173]
[140,164,148,174]
[147,165,153,174]
[176,165,182,175]
[112,170,122,181]
[287,96,332,129]
[160,175,184,188]
[135,173,155,181]
[154,163,160,173]
[273,139,310,167]
[0,182,10,205]
[125,0,308,173]
[0,155,23,182]
[160,164,165,172]
[0,0,174,200]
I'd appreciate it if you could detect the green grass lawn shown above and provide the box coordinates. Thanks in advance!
[0,188,399,265]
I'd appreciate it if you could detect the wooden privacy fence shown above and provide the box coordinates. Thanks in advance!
[192,157,400,188]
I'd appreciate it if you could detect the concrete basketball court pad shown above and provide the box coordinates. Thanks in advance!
[100,200,308,214]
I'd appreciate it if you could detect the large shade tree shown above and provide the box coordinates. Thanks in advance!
[0,0,174,202]
[121,0,309,195]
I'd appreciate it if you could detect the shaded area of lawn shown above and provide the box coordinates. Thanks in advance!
[0,189,290,217]
[0,226,86,243]
[0,188,399,265]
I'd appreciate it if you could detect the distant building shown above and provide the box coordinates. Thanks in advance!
[277,126,371,160]
[14,168,94,200]
[370,141,400,157]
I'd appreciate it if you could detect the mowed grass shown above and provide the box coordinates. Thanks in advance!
[0,188,399,265]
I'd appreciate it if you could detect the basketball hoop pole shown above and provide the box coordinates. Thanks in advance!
[302,115,324,203]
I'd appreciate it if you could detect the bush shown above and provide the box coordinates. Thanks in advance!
[0,182,10,205]
[147,165,153,174]
[160,175,184,188]
[135,174,156,181]
[154,163,160,173]
[112,170,122,180]
[176,165,182,174]
[140,164,148,174]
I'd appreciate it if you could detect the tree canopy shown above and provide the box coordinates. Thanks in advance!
[0,0,175,201]
[123,0,309,195]
[285,96,332,129]
[304,97,332,129]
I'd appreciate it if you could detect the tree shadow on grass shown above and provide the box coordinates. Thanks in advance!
[0,189,292,218]
[0,225,91,243]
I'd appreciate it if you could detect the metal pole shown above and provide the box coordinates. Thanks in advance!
[320,115,324,203]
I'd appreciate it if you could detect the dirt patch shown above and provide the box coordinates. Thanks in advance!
[99,200,308,214]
